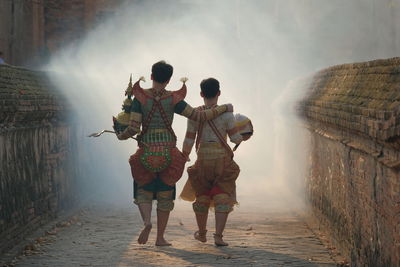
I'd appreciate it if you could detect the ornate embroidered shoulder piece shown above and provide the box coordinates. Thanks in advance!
[172,83,187,105]
[132,79,150,105]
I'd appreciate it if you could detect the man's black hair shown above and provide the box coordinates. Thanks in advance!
[151,60,173,83]
[200,78,220,99]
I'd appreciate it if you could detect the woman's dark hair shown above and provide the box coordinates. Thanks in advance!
[200,78,220,98]
[151,60,173,83]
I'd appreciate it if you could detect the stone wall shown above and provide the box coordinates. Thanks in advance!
[0,64,79,254]
[301,57,400,266]
[44,0,119,53]
[0,0,121,67]
[0,0,45,67]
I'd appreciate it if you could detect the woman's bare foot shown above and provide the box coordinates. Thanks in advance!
[155,237,172,246]
[213,233,228,246]
[137,223,152,244]
[194,230,207,243]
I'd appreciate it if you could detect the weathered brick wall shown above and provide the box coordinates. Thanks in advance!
[44,0,120,52]
[301,57,400,266]
[0,64,79,254]
[0,0,45,67]
[0,0,121,67]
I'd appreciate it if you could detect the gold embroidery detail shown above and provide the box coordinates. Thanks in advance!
[182,105,194,118]
[130,112,142,122]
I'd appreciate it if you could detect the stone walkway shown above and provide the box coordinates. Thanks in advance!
[10,202,339,267]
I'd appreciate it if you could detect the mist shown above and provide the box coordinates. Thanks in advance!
[45,0,400,211]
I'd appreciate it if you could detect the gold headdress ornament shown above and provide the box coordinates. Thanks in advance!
[180,77,188,83]
[232,113,254,151]
[125,74,133,96]
[107,74,138,136]
[234,113,254,138]
[122,74,133,110]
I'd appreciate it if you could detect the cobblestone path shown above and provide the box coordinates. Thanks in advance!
[12,202,338,267]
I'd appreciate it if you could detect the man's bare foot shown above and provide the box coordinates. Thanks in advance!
[137,223,152,244]
[194,230,207,243]
[155,237,172,246]
[213,233,228,246]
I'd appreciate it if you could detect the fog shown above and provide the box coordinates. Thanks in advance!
[46,0,400,211]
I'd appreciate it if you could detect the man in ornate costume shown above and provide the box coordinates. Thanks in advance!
[181,78,252,246]
[114,61,233,246]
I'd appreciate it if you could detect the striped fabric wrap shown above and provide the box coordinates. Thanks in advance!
[140,128,176,147]
[197,143,226,159]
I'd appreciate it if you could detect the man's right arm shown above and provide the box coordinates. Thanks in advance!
[174,100,233,122]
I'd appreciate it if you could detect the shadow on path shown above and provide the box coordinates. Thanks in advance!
[119,245,334,266]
